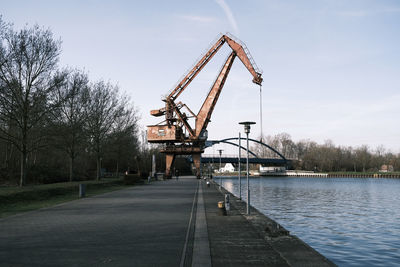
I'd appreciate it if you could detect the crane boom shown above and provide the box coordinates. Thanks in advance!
[168,36,225,101]
[224,35,262,85]
[167,34,262,102]
[147,33,262,178]
[195,52,236,137]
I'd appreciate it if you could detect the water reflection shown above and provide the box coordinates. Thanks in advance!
[218,177,400,267]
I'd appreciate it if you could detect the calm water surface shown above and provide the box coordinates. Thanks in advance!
[219,177,400,267]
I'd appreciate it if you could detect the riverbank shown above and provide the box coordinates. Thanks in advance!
[256,171,400,178]
[260,170,328,177]
[261,172,400,178]
[328,172,400,178]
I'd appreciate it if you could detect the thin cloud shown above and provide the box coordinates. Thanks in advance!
[215,0,239,34]
[179,15,217,23]
[338,7,400,17]
[338,10,369,17]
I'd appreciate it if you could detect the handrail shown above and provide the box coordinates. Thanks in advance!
[225,32,262,74]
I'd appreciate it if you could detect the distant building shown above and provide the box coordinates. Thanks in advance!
[259,166,286,173]
[215,163,235,173]
[380,164,394,173]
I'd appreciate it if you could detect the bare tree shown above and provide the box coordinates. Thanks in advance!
[0,17,14,175]
[107,99,139,176]
[355,145,371,172]
[0,23,66,186]
[53,69,89,181]
[374,145,386,170]
[0,16,7,38]
[86,80,121,180]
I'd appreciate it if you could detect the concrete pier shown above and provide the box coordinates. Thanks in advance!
[208,179,336,266]
[0,176,336,266]
[205,179,335,267]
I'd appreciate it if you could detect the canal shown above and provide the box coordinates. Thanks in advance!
[218,176,400,267]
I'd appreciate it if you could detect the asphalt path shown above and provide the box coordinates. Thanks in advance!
[0,177,199,267]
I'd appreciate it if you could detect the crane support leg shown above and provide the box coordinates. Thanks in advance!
[165,153,176,179]
[192,153,202,179]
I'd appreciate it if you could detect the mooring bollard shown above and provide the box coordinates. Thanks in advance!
[225,194,230,211]
[218,201,227,216]
[79,184,86,198]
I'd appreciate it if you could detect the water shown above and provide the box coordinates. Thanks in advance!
[219,177,400,267]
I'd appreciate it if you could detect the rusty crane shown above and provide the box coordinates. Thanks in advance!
[147,33,263,178]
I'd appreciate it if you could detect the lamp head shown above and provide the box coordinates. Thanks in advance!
[239,121,256,134]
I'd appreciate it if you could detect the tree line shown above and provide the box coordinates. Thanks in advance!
[0,17,140,186]
[253,133,400,172]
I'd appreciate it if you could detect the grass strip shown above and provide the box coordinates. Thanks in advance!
[0,179,131,218]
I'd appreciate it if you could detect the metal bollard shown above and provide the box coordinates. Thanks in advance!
[206,181,210,187]
[79,184,86,198]
[225,194,230,211]
[218,201,227,216]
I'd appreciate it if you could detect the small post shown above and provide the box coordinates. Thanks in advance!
[217,201,226,216]
[79,184,86,198]
[225,194,230,211]
[152,154,156,178]
[260,85,263,145]
[200,154,203,178]
[218,149,223,190]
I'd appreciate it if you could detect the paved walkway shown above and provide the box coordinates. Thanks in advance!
[0,177,198,266]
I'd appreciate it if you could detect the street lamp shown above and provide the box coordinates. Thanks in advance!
[239,121,256,215]
[217,149,223,190]
[238,132,241,200]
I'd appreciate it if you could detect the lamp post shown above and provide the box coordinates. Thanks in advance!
[217,149,223,190]
[239,121,256,215]
[259,85,263,143]
[238,132,241,200]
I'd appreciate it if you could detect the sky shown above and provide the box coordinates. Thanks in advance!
[1,0,400,154]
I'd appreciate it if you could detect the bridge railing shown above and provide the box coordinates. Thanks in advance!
[202,154,285,159]
[202,154,254,158]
